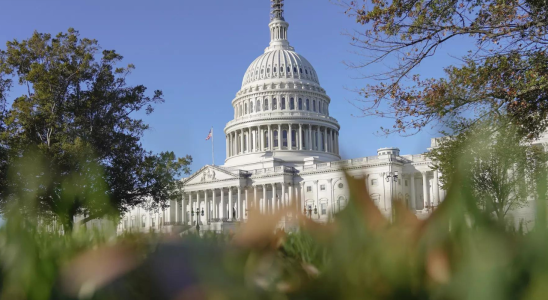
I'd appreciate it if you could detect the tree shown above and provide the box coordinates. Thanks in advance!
[0,29,192,231]
[344,0,548,138]
[427,118,548,222]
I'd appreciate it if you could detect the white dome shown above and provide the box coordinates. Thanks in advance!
[242,49,320,88]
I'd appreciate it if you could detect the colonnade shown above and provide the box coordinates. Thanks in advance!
[405,170,443,211]
[173,183,302,225]
[226,124,339,157]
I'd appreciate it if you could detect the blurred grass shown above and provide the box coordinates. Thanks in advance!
[1,144,548,300]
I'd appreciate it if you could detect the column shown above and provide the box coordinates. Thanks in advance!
[410,175,416,210]
[288,183,293,208]
[434,170,440,206]
[313,127,317,150]
[281,183,286,208]
[206,190,210,224]
[422,171,429,210]
[197,191,202,225]
[299,124,303,150]
[262,184,267,214]
[211,191,216,219]
[288,124,293,150]
[189,193,194,225]
[329,129,333,153]
[232,133,235,157]
[261,127,265,151]
[220,188,225,220]
[308,125,312,151]
[254,185,258,210]
[268,125,273,151]
[278,124,282,149]
[240,130,244,154]
[174,198,179,224]
[335,132,340,155]
[228,187,233,221]
[272,184,277,213]
[324,127,328,152]
[237,187,242,220]
[183,193,188,224]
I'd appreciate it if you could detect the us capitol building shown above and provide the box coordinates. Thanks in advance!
[117,1,450,233]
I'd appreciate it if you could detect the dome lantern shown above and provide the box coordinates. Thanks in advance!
[267,0,291,52]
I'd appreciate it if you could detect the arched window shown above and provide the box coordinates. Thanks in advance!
[298,98,303,110]
[319,102,322,113]
[274,67,277,73]
[291,130,297,147]
[287,67,290,73]
[293,67,297,73]
[261,69,264,74]
[250,101,254,113]
[274,130,279,147]
[290,98,295,110]
[299,68,303,73]
[267,68,270,73]
[305,69,308,74]
[306,99,310,110]
[272,98,277,110]
[282,130,288,147]
[281,97,286,109]
[244,103,248,114]
[240,104,243,116]
[256,100,261,112]
[265,131,269,147]
[264,99,269,110]
[313,100,316,112]
[301,129,306,148]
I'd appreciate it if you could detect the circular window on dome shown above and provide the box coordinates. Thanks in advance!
[338,183,344,189]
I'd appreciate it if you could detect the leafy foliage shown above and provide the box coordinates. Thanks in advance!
[427,118,548,222]
[0,29,192,229]
[344,0,548,137]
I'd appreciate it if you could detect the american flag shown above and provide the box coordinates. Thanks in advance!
[205,129,213,141]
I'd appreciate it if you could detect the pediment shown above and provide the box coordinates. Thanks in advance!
[184,165,238,185]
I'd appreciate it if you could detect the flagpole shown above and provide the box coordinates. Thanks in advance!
[212,127,215,166]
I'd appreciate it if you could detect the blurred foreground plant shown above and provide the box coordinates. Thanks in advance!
[1,132,548,300]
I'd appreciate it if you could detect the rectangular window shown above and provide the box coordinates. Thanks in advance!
[307,186,312,192]
[405,180,408,187]
[371,179,378,186]
[321,203,327,215]
[320,184,326,191]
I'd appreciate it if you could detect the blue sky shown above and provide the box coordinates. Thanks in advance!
[0,0,469,176]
